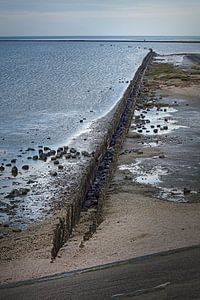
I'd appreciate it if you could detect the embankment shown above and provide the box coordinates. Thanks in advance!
[51,50,156,259]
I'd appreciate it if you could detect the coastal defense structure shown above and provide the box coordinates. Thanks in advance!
[51,50,156,259]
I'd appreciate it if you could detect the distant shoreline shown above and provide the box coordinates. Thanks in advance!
[0,39,200,43]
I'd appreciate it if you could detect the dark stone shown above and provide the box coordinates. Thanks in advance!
[6,163,12,167]
[81,151,90,157]
[0,166,5,172]
[159,154,165,159]
[12,166,18,177]
[50,171,57,177]
[58,165,64,170]
[22,165,29,170]
[57,147,63,153]
[49,150,56,156]
[11,159,17,164]
[80,120,83,123]
[70,148,77,153]
[153,129,158,133]
[44,147,51,151]
[54,160,59,165]
[39,153,47,161]
[26,148,35,152]
[33,155,38,160]
[27,180,35,184]
[163,126,168,130]
[12,228,22,233]
[6,188,30,198]
[183,188,191,195]
[65,153,71,159]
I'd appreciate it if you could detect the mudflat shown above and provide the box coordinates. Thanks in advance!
[0,53,200,284]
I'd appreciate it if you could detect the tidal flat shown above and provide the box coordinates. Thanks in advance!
[0,53,199,284]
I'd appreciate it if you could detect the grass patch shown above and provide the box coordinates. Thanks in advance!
[146,63,190,82]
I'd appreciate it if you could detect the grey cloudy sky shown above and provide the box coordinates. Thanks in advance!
[0,0,199,36]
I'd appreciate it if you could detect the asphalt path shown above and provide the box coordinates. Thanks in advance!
[0,245,200,300]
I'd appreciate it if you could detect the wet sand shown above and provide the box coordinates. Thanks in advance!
[0,53,200,284]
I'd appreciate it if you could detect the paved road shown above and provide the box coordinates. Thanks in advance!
[0,245,200,300]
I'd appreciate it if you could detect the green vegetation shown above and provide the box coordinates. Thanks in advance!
[145,63,190,82]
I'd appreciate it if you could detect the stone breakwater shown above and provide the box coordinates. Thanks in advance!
[51,51,155,259]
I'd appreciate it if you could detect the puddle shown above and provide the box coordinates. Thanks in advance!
[132,106,188,136]
[155,55,184,66]
[158,187,187,203]
[119,157,168,185]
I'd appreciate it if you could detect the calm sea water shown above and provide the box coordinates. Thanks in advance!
[0,37,199,227]
[0,39,199,163]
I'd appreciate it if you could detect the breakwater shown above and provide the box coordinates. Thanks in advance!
[51,51,155,259]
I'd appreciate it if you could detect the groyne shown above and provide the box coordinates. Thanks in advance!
[51,50,156,259]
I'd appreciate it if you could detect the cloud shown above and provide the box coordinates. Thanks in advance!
[0,0,199,36]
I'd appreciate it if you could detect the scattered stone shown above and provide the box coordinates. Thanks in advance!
[57,147,63,153]
[33,155,38,161]
[137,150,143,155]
[6,163,12,167]
[12,228,22,233]
[49,150,56,156]
[3,223,9,228]
[22,165,29,171]
[79,241,85,248]
[12,166,18,177]
[70,148,77,153]
[65,153,71,159]
[127,132,141,139]
[6,188,30,198]
[54,160,59,165]
[11,159,17,164]
[183,187,191,195]
[58,165,64,170]
[44,147,51,151]
[26,148,35,152]
[50,171,57,177]
[27,180,35,184]
[0,166,5,172]
[153,129,158,134]
[159,154,165,159]
[39,153,47,161]
[81,151,90,157]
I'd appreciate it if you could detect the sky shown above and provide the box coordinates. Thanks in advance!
[0,0,199,36]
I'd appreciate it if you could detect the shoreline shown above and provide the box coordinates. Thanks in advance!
[0,52,200,284]
[0,51,155,262]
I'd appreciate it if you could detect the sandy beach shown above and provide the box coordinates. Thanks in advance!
[0,53,200,284]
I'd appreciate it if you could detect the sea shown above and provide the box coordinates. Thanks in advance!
[0,36,200,227]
